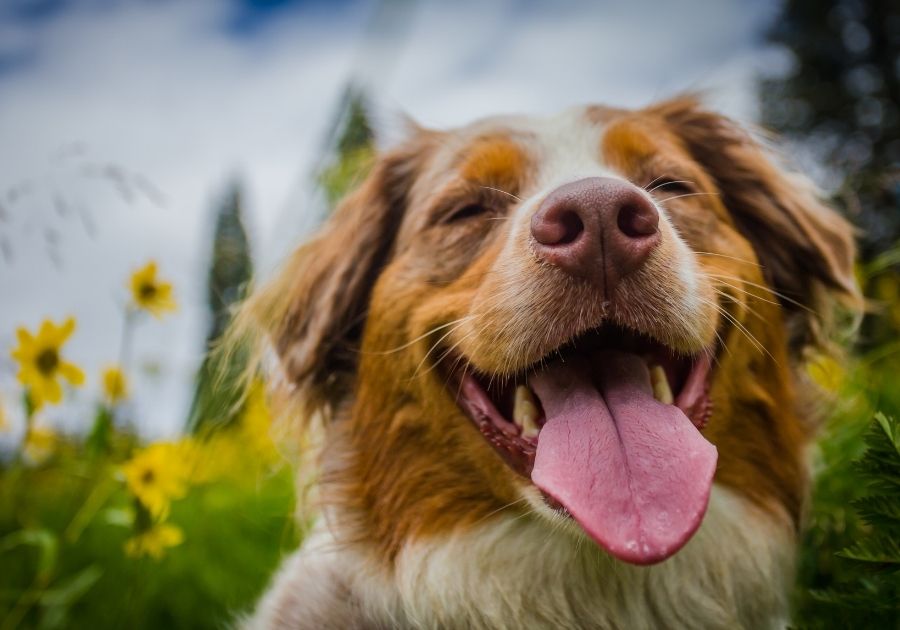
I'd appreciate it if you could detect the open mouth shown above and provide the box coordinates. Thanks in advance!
[442,325,718,565]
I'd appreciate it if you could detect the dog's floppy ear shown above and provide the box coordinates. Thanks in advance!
[654,96,862,352]
[243,137,430,413]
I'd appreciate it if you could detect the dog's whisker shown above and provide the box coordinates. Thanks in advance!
[641,174,668,190]
[713,288,768,323]
[646,179,696,194]
[370,316,478,355]
[657,191,720,203]
[411,321,474,379]
[697,295,774,362]
[480,185,523,203]
[705,272,815,314]
[415,326,478,380]
[711,281,781,308]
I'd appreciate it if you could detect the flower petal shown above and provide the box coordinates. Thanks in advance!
[57,317,77,343]
[38,320,61,347]
[59,361,85,386]
[42,378,63,405]
[16,327,35,348]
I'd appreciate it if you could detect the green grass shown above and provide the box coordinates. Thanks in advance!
[0,443,297,629]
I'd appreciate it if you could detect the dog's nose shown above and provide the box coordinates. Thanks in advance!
[530,177,660,292]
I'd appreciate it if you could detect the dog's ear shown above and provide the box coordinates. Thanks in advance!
[654,96,862,352]
[243,137,431,412]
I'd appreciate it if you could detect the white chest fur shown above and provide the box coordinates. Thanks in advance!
[248,486,794,630]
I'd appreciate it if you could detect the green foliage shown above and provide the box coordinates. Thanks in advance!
[336,95,374,158]
[319,145,375,209]
[812,413,900,628]
[828,414,900,571]
[0,436,296,629]
[793,394,900,626]
[318,89,375,209]
[187,181,254,432]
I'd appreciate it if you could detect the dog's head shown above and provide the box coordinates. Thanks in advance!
[246,97,859,565]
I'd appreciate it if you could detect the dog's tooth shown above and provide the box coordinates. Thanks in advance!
[513,385,540,439]
[649,364,674,405]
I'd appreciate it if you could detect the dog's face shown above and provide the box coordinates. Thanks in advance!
[254,98,858,566]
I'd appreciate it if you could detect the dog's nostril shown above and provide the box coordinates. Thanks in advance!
[532,207,584,246]
[617,203,659,238]
[556,210,584,245]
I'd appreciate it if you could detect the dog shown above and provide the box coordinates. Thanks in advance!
[240,96,859,629]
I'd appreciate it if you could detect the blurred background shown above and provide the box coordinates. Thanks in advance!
[0,0,898,628]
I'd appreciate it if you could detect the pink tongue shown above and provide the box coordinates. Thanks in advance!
[530,351,717,565]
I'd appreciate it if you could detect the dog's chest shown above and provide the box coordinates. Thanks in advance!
[285,487,794,630]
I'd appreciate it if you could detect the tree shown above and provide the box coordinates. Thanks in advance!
[760,0,899,259]
[760,0,900,349]
[186,180,253,432]
[317,87,376,209]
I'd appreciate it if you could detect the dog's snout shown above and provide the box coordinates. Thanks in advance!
[530,177,660,292]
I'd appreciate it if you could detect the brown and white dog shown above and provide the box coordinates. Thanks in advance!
[241,97,859,629]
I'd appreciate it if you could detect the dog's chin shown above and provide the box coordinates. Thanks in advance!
[439,322,719,565]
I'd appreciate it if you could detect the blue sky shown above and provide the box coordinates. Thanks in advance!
[0,0,785,439]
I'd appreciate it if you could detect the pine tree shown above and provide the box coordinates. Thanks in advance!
[318,87,376,209]
[760,0,900,349]
[760,0,899,259]
[186,180,253,432]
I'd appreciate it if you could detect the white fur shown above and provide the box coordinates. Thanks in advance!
[246,485,793,629]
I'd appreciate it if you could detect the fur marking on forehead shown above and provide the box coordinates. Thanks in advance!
[458,136,529,193]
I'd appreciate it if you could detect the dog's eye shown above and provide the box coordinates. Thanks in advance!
[445,203,493,223]
[648,179,695,196]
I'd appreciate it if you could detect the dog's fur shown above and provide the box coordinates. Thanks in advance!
[239,97,860,629]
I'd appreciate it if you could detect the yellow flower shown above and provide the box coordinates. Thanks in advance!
[124,522,183,560]
[102,365,129,404]
[121,442,189,518]
[241,379,277,460]
[23,425,58,465]
[807,354,845,392]
[188,382,280,483]
[129,261,177,317]
[11,317,85,410]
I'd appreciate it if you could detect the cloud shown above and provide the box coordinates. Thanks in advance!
[0,0,779,438]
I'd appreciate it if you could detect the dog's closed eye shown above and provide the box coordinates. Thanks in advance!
[444,202,496,224]
[646,178,695,195]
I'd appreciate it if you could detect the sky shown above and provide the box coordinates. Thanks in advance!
[0,0,786,440]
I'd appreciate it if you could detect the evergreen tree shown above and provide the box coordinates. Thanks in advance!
[760,0,899,259]
[186,180,253,432]
[760,0,900,349]
[318,87,376,209]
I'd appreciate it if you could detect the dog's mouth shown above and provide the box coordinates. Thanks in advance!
[442,325,718,565]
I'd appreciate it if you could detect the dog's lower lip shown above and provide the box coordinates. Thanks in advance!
[454,370,537,477]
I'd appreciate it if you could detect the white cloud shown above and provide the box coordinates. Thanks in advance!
[0,0,779,439]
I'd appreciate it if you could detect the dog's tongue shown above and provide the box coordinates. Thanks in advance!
[530,351,717,565]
